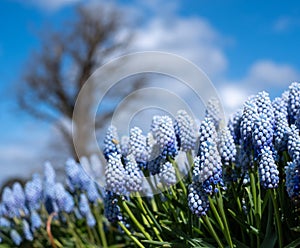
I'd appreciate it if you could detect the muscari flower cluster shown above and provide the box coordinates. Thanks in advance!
[188,115,226,217]
[0,159,101,246]
[103,111,196,222]
[2,82,300,245]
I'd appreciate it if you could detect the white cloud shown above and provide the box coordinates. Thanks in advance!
[247,60,299,87]
[218,60,300,114]
[133,16,228,77]
[219,84,249,115]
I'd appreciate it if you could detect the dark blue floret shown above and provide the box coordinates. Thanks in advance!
[103,125,121,160]
[285,161,300,201]
[228,109,243,145]
[287,82,300,125]
[188,182,210,217]
[104,191,123,223]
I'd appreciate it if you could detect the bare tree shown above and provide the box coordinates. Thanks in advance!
[18,4,144,159]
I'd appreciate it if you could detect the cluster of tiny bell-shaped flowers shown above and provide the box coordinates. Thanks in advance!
[103,111,197,221]
[0,158,102,245]
[188,109,226,217]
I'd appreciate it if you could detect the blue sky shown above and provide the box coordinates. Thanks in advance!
[0,0,299,185]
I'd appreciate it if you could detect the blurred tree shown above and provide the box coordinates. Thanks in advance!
[18,4,144,159]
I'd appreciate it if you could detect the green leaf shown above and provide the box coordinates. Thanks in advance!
[284,237,300,248]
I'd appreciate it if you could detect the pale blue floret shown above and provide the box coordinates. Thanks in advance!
[0,217,11,228]
[30,210,42,232]
[54,183,74,213]
[287,82,300,125]
[258,147,279,189]
[159,161,177,187]
[124,154,143,193]
[194,140,224,194]
[22,219,33,241]
[24,174,43,211]
[10,229,22,246]
[205,98,222,130]
[174,110,197,152]
[128,127,148,169]
[105,153,126,195]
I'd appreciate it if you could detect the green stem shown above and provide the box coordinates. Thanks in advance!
[93,206,107,247]
[170,159,187,195]
[118,221,145,248]
[208,196,224,231]
[122,201,152,240]
[136,195,163,241]
[203,215,224,248]
[271,190,283,248]
[216,191,234,248]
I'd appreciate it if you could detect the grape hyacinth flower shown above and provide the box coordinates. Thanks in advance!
[274,112,290,152]
[288,82,300,125]
[272,96,288,121]
[44,162,56,201]
[285,161,300,202]
[287,125,300,161]
[193,140,224,194]
[86,211,96,227]
[2,187,19,218]
[252,114,274,158]
[218,127,236,166]
[128,127,148,169]
[0,217,11,228]
[174,110,197,152]
[12,182,28,215]
[159,161,176,187]
[255,91,275,126]
[258,147,279,189]
[205,98,222,130]
[30,210,42,232]
[22,219,33,241]
[198,118,218,145]
[105,153,126,195]
[240,98,257,150]
[150,115,178,159]
[24,174,42,211]
[104,191,123,223]
[236,147,252,185]
[218,127,237,182]
[120,136,130,157]
[65,158,94,195]
[124,154,143,193]
[85,181,100,203]
[188,182,209,217]
[227,109,243,145]
[148,116,178,174]
[103,125,121,160]
[10,229,22,246]
[54,183,74,213]
[79,194,96,227]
